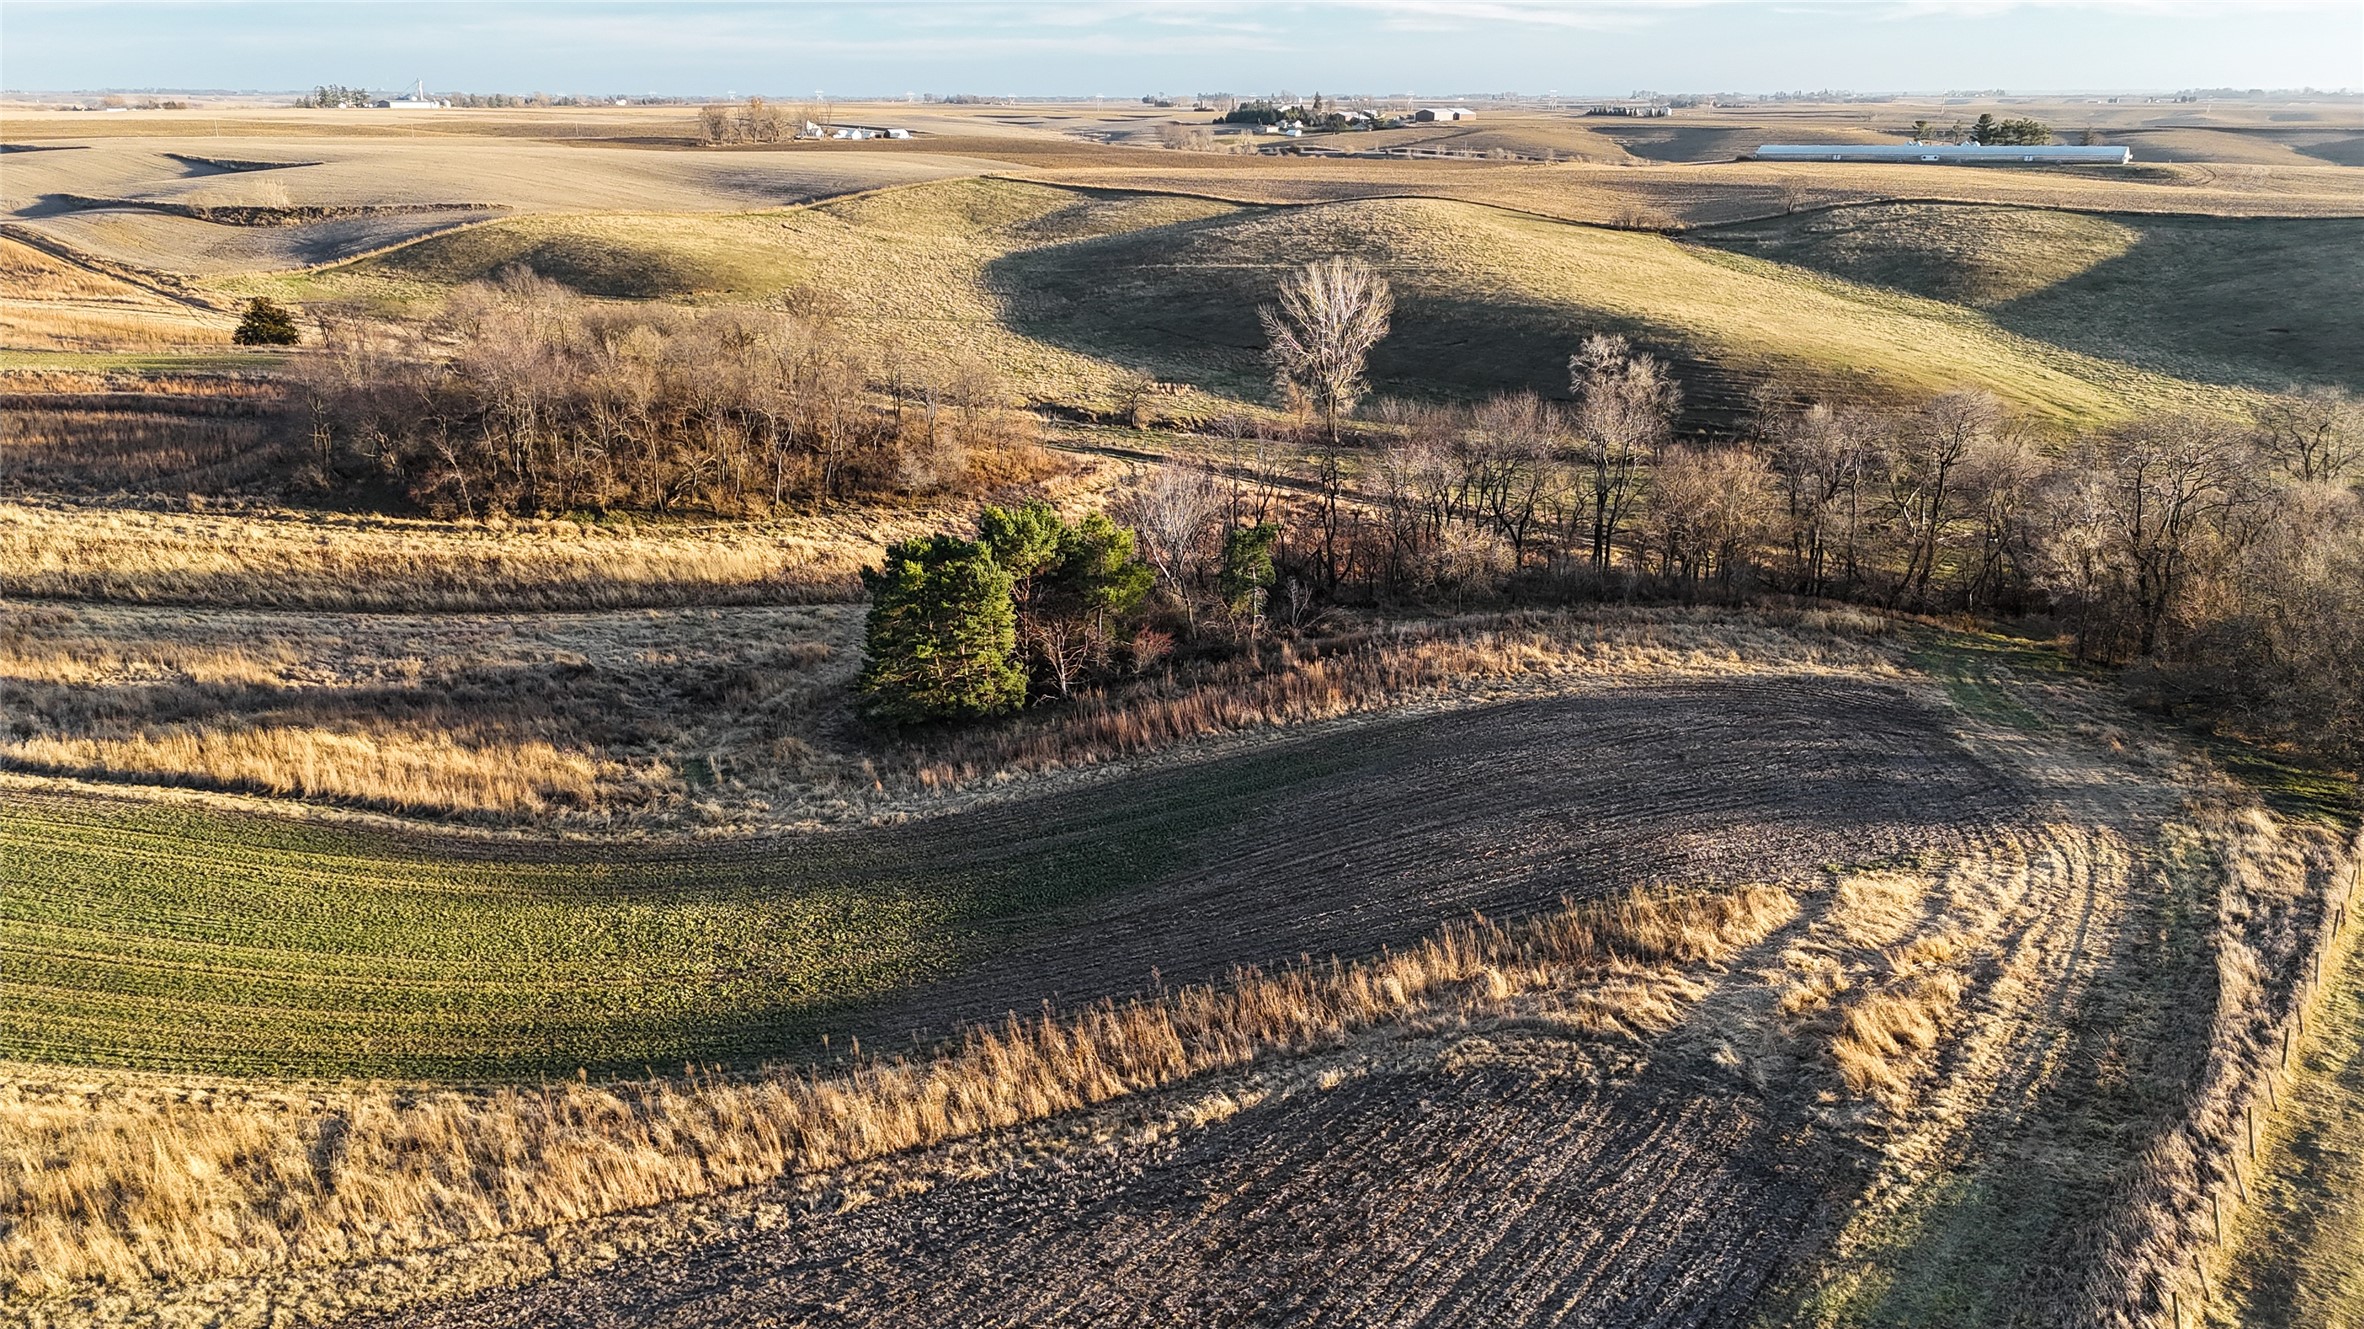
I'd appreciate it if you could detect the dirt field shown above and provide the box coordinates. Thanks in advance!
[358,1031,1825,1329]
[17,631,2326,1329]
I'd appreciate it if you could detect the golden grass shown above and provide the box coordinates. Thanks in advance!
[0,881,1798,1302]
[1,726,613,817]
[0,238,236,350]
[0,495,1067,611]
[2212,856,2364,1327]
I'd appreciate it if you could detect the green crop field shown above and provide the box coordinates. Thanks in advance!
[0,737,1330,1078]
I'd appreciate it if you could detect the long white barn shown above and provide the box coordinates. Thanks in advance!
[1755,143,2132,165]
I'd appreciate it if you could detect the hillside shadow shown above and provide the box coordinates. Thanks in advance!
[987,227,1753,426]
[1988,216,2364,392]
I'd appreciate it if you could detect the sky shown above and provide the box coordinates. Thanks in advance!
[5,1,2360,98]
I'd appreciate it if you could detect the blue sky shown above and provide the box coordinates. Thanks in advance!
[5,2,2359,97]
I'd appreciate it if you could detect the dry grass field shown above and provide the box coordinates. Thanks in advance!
[5,94,2361,1329]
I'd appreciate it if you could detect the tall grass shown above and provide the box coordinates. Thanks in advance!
[0,882,1797,1301]
[2072,810,2361,1328]
[0,500,911,611]
[2,726,613,817]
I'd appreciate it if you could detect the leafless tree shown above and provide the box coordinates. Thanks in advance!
[1569,334,1679,569]
[1261,256,1393,444]
[1641,444,1777,591]
[1119,464,1222,634]
[1463,392,1567,569]
[1766,400,1883,597]
[2035,413,2256,657]
[1886,389,1999,609]
[2252,387,2361,485]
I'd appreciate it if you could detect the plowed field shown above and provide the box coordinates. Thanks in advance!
[370,1033,1825,1329]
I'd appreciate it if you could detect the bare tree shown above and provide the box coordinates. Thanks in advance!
[2252,387,2361,485]
[2035,413,2255,657]
[1766,399,1883,597]
[1887,389,2000,610]
[1643,444,1778,591]
[1261,256,1393,444]
[1569,334,1679,570]
[1118,464,1222,635]
[1463,392,1567,570]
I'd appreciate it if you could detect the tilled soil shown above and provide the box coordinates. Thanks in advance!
[855,674,2027,1045]
[335,671,2043,1329]
[364,1032,1821,1329]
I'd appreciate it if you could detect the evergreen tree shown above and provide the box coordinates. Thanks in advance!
[232,297,301,346]
[976,499,1065,609]
[1048,513,1156,620]
[1218,523,1280,619]
[857,535,1026,724]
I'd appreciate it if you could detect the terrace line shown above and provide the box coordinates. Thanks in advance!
[1755,143,2134,165]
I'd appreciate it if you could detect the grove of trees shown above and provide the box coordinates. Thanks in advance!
[860,500,1183,722]
[298,269,1043,515]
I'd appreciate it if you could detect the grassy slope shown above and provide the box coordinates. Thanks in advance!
[268,178,2207,428]
[1694,203,2364,393]
[2216,908,2364,1328]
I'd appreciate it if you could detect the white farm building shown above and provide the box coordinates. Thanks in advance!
[1414,107,1476,122]
[372,82,448,110]
[1755,142,2131,165]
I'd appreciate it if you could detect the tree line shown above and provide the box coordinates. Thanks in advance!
[863,256,2362,759]
[298,270,1042,516]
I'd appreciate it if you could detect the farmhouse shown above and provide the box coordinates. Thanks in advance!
[1755,142,2132,165]
[1414,107,1476,122]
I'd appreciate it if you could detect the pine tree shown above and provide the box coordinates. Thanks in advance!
[857,536,1027,724]
[232,297,301,346]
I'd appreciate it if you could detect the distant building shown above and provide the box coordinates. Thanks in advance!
[821,124,911,140]
[373,81,448,110]
[1754,142,2132,165]
[1414,107,1475,122]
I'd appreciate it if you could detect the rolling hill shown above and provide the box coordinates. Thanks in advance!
[276,178,2226,428]
[1693,202,2364,393]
